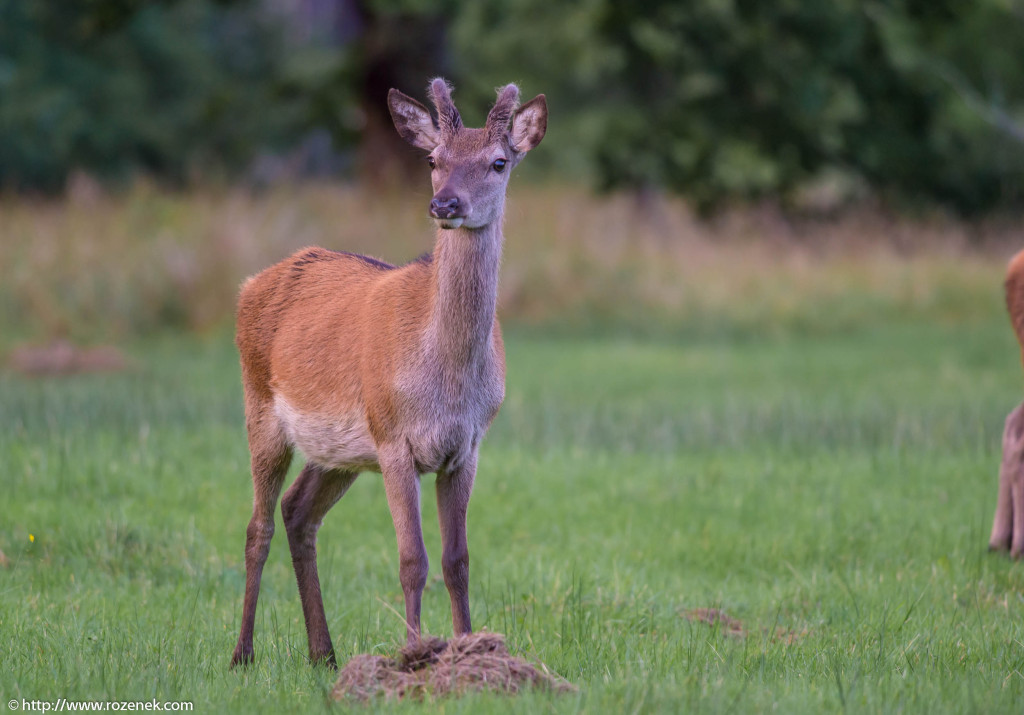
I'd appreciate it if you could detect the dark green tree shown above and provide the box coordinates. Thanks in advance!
[0,0,315,190]
[587,0,1024,213]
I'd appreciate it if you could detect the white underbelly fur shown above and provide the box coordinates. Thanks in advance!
[273,395,379,471]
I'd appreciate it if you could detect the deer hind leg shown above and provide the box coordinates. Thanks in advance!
[231,409,293,668]
[281,462,357,667]
[380,446,428,645]
[990,402,1024,556]
[436,454,477,636]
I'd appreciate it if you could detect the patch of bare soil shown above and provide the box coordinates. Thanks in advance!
[683,608,748,637]
[682,608,812,644]
[331,632,574,702]
[8,339,130,376]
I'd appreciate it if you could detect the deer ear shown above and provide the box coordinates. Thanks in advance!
[510,95,547,153]
[388,89,440,151]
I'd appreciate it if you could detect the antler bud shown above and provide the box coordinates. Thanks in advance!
[428,78,462,138]
[485,84,521,142]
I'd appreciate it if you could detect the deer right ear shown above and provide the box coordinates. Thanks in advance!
[388,89,440,151]
[510,95,547,153]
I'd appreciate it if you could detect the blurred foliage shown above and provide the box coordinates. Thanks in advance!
[2,0,1024,213]
[0,0,333,190]
[452,0,1024,214]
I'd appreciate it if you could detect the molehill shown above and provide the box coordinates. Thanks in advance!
[332,632,574,702]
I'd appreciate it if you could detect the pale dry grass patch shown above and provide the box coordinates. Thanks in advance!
[503,186,1016,333]
[0,182,1018,346]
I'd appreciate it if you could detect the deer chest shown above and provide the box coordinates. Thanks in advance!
[393,362,504,474]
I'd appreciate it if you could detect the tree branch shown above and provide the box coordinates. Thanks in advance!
[936,64,1024,145]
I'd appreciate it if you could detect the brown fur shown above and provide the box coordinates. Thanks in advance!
[989,249,1024,557]
[229,79,547,668]
[1005,249,1024,366]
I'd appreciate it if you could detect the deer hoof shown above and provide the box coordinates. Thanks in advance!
[230,647,254,669]
[989,534,1011,552]
[310,649,338,670]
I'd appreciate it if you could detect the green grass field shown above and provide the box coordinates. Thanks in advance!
[3,309,1024,712]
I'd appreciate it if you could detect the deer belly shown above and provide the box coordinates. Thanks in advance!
[273,396,379,471]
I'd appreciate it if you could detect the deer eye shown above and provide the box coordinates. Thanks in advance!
[492,159,507,173]
[427,156,436,169]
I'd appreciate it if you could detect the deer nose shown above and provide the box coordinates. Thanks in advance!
[430,197,460,219]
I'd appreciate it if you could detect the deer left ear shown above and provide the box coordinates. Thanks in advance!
[510,95,547,153]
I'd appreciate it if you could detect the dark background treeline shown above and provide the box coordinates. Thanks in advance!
[2,0,1023,214]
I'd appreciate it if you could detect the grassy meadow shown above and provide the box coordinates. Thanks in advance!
[2,185,1024,712]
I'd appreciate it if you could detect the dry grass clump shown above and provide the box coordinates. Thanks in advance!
[8,339,130,376]
[331,632,574,702]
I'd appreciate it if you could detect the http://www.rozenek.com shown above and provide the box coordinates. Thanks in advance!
[10,700,193,712]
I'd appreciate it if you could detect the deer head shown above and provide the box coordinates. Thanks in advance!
[388,78,547,230]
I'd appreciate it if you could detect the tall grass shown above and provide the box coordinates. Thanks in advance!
[1,183,1019,348]
[1,324,1022,712]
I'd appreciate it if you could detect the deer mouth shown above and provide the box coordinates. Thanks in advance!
[434,217,465,229]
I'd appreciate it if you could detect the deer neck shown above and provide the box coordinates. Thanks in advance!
[427,216,503,373]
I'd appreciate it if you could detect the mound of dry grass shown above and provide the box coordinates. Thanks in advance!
[331,632,574,702]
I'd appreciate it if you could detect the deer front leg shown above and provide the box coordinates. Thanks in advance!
[380,446,428,644]
[281,463,358,667]
[990,402,1024,556]
[436,453,476,636]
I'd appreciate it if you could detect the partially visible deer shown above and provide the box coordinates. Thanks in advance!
[990,249,1024,558]
[229,79,547,667]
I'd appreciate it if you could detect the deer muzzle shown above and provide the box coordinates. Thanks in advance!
[430,196,465,228]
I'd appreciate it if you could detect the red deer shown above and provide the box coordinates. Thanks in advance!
[990,249,1024,558]
[228,79,546,667]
